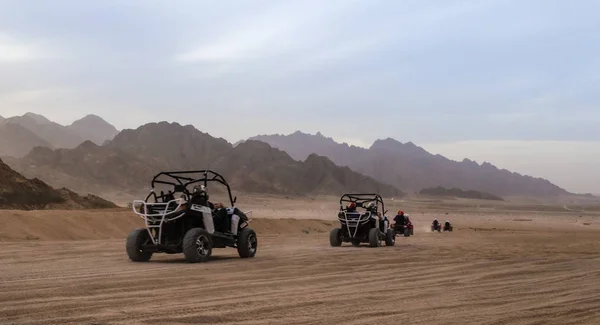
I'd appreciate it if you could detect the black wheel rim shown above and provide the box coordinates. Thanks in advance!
[248,234,257,254]
[196,235,209,256]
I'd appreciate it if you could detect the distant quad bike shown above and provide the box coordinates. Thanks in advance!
[126,170,257,263]
[443,220,453,232]
[393,215,414,237]
[431,219,442,232]
[329,194,395,247]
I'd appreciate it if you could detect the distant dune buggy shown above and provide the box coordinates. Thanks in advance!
[443,220,453,232]
[329,194,395,247]
[126,170,257,263]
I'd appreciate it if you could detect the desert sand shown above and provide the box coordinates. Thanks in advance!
[1,195,600,325]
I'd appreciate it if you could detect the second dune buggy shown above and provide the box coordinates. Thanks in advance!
[329,194,395,247]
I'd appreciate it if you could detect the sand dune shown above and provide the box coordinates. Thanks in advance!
[1,196,600,324]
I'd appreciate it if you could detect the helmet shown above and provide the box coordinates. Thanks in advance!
[348,202,356,209]
[193,184,209,199]
[397,210,404,215]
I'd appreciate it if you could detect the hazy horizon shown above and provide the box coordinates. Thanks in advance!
[1,0,598,194]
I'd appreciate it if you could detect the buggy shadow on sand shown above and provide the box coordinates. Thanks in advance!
[126,170,257,263]
[329,194,395,247]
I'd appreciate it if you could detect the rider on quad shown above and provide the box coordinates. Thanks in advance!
[392,210,414,236]
[393,210,406,226]
[431,218,441,232]
[443,220,453,231]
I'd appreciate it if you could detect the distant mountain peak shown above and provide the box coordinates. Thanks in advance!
[23,112,52,124]
[77,114,105,122]
[68,114,119,145]
[370,137,401,149]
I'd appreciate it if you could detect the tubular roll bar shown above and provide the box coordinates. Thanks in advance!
[339,193,385,214]
[148,170,235,207]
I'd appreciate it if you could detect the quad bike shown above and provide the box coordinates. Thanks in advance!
[329,194,395,247]
[393,216,414,237]
[126,170,257,263]
[431,220,441,232]
[443,221,453,232]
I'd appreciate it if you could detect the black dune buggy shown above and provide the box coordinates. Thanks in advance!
[329,194,395,247]
[126,170,257,263]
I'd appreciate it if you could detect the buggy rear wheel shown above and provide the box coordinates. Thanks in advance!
[126,228,153,262]
[385,228,395,246]
[183,228,213,263]
[237,228,258,258]
[368,228,380,247]
[329,228,342,247]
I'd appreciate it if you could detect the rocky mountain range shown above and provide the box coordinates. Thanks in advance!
[7,121,401,198]
[0,112,119,158]
[0,158,116,210]
[2,112,572,199]
[247,131,569,197]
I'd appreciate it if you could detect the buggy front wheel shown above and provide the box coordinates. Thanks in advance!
[126,228,153,262]
[183,228,213,263]
[329,228,342,247]
[237,228,258,258]
[385,229,395,246]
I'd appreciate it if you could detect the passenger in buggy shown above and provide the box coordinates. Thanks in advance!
[212,202,231,234]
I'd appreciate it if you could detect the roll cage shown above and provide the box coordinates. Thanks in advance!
[339,193,386,215]
[144,170,236,207]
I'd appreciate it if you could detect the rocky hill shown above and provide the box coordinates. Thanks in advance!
[0,158,117,210]
[105,121,232,170]
[213,140,401,196]
[0,123,54,158]
[248,131,569,197]
[67,114,119,145]
[8,123,402,198]
[0,113,120,158]
[2,113,85,149]
[419,186,504,201]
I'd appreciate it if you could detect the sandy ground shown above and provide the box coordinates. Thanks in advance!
[1,196,600,324]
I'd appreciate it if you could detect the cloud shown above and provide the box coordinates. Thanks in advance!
[0,32,59,63]
[174,1,341,64]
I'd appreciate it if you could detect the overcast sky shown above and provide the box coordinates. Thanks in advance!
[1,0,598,193]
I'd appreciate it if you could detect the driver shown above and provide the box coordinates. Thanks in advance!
[346,202,357,212]
[432,218,439,228]
[192,185,214,209]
